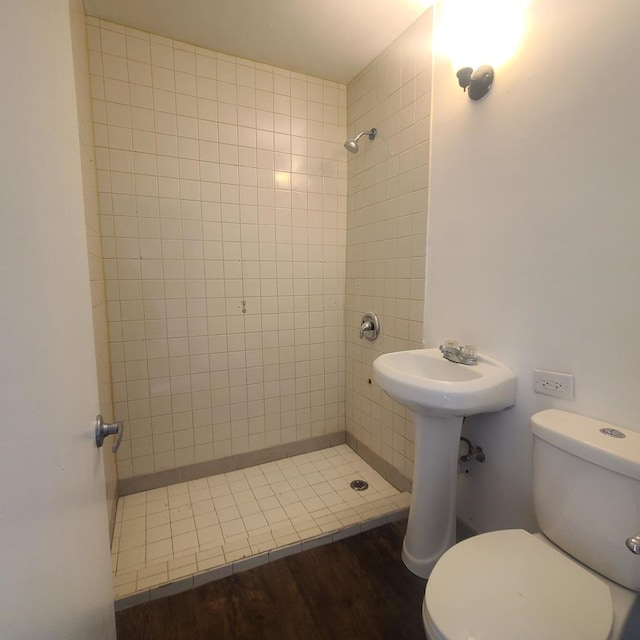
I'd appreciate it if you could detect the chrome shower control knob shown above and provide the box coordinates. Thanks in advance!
[359,312,380,341]
[626,536,640,554]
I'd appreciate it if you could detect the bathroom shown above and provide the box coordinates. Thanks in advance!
[1,0,639,637]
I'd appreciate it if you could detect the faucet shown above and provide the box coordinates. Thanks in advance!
[439,340,478,365]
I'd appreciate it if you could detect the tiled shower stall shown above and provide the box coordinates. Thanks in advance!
[72,3,433,604]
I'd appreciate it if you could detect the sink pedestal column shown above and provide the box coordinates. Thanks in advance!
[402,414,463,579]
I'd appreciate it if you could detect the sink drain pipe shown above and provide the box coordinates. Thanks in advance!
[459,437,486,463]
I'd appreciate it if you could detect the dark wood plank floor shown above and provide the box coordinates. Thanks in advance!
[116,519,427,640]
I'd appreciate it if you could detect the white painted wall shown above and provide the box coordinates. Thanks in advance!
[427,0,640,532]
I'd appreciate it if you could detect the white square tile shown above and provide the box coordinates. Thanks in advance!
[146,538,173,562]
[121,516,147,536]
[237,501,262,517]
[171,518,196,536]
[282,502,308,519]
[252,485,274,499]
[147,524,172,544]
[220,518,246,539]
[122,503,146,521]
[119,530,146,552]
[213,494,236,510]
[263,507,288,526]
[194,511,219,529]
[172,531,199,553]
[146,510,170,528]
[197,524,224,546]
[243,513,268,531]
[217,505,241,523]
[197,552,226,572]
[117,546,146,572]
[170,505,194,521]
[137,571,168,591]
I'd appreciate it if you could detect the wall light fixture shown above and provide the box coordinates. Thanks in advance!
[456,65,494,100]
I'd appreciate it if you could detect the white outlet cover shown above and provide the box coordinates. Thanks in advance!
[533,369,574,399]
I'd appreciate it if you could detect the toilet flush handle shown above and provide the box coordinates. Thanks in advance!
[626,536,640,555]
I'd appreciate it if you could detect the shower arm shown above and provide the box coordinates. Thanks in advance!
[353,128,376,142]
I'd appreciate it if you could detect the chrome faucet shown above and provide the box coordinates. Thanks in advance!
[439,340,478,365]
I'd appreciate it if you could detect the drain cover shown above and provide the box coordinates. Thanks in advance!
[350,479,369,491]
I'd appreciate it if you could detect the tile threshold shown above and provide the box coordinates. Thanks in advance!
[115,505,409,611]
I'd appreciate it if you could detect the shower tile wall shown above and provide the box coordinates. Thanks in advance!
[87,18,348,480]
[345,12,433,482]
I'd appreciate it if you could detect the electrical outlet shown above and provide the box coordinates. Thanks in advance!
[533,369,574,399]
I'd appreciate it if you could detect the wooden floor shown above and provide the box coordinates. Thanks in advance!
[116,520,427,640]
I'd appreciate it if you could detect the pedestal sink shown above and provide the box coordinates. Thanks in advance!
[373,348,516,578]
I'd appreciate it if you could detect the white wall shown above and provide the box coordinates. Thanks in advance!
[428,0,640,532]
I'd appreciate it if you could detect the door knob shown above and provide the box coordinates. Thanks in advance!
[95,415,124,454]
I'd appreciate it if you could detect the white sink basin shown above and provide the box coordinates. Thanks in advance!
[373,348,517,417]
[373,347,517,579]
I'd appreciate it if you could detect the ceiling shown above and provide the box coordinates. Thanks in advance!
[83,0,431,84]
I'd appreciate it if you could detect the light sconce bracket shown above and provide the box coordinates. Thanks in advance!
[456,65,494,100]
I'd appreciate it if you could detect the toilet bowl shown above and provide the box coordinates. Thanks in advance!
[421,410,640,640]
[423,529,639,639]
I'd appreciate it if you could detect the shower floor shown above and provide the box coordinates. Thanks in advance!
[111,444,411,608]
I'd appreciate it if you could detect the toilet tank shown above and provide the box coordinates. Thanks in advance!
[531,409,640,591]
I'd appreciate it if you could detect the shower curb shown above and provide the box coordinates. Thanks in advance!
[114,505,410,611]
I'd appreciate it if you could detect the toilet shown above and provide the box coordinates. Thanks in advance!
[422,409,640,640]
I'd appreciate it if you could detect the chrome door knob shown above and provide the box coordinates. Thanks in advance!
[95,415,124,453]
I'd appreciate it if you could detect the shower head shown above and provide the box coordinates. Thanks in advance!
[344,128,377,153]
[344,139,359,153]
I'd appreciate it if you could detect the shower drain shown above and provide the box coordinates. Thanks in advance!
[350,479,369,491]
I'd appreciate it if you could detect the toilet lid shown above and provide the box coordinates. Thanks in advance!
[424,529,613,640]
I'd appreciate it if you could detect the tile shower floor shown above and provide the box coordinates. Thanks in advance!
[112,445,411,607]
